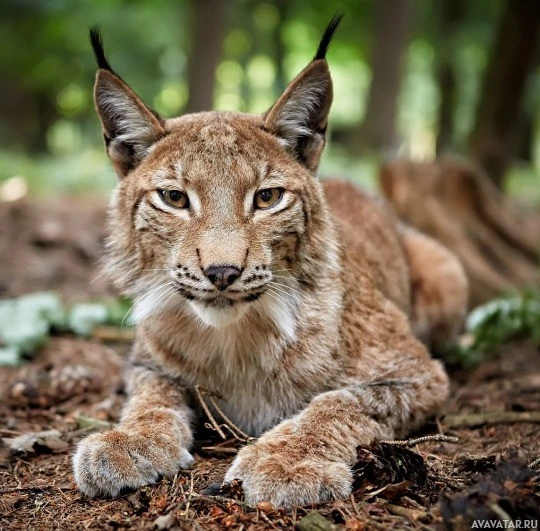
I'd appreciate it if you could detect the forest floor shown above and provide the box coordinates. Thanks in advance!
[0,199,539,530]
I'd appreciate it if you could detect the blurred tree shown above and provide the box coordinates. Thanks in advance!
[0,2,59,151]
[435,0,463,155]
[358,0,412,151]
[0,0,539,197]
[469,0,540,188]
[185,0,228,112]
[380,159,540,307]
[272,0,288,95]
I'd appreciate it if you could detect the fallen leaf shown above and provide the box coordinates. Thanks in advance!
[221,514,236,527]
[153,512,176,529]
[209,505,225,518]
[151,494,169,513]
[296,511,337,531]
[366,480,411,500]
[256,501,276,513]
[344,518,366,531]
[3,429,68,454]
[75,414,114,432]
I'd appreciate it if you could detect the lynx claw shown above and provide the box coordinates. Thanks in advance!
[73,430,193,498]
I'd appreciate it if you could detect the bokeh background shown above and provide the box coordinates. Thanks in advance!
[1,0,539,201]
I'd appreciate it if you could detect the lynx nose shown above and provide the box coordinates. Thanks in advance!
[204,265,241,290]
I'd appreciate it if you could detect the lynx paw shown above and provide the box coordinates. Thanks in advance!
[224,443,352,509]
[73,429,193,498]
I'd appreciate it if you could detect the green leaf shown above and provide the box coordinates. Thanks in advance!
[0,346,23,366]
[68,303,110,336]
[16,292,67,329]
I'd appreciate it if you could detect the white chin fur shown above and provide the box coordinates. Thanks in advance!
[132,284,182,324]
[189,301,249,328]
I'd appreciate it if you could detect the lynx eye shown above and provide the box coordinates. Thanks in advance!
[159,189,189,209]
[254,188,284,209]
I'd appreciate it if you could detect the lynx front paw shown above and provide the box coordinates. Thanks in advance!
[224,443,352,509]
[73,429,193,498]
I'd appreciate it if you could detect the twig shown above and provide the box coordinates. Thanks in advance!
[377,498,427,520]
[183,472,194,516]
[382,434,459,447]
[258,511,279,529]
[92,325,134,343]
[0,485,74,495]
[349,494,361,517]
[401,496,426,511]
[194,385,227,440]
[189,492,252,512]
[218,424,248,442]
[489,503,513,523]
[200,446,239,455]
[442,411,540,428]
[205,393,254,442]
[0,429,22,436]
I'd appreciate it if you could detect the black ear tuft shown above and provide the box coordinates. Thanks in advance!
[314,13,344,60]
[89,26,114,72]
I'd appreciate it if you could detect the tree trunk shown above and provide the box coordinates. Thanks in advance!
[273,0,288,96]
[380,159,540,307]
[185,0,228,113]
[468,0,540,188]
[358,0,413,151]
[435,0,464,155]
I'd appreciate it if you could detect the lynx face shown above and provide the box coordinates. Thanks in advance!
[90,27,336,328]
[112,114,327,328]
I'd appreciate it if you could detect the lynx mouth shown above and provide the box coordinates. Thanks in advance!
[174,282,267,306]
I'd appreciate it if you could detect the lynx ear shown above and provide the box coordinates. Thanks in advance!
[89,28,165,178]
[264,14,342,173]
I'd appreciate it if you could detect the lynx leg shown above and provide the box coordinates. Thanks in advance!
[73,359,194,497]
[402,227,468,351]
[226,302,449,509]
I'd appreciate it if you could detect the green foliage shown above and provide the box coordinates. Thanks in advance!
[0,292,66,360]
[0,292,132,366]
[3,0,537,200]
[67,303,110,337]
[466,292,540,350]
[447,292,540,367]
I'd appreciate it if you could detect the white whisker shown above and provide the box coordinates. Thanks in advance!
[268,282,302,303]
[139,285,177,329]
[121,282,169,328]
[267,287,297,311]
[270,279,304,298]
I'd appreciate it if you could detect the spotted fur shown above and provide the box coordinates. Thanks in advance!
[73,19,467,508]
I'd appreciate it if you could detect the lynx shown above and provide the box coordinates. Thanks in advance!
[73,16,468,509]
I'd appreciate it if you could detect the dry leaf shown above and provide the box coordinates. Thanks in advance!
[153,512,176,530]
[3,429,68,454]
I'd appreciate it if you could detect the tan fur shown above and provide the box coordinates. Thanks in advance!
[74,26,468,508]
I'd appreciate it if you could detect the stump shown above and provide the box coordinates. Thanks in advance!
[379,159,540,307]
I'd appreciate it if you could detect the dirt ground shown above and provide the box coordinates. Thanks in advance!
[0,199,539,530]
